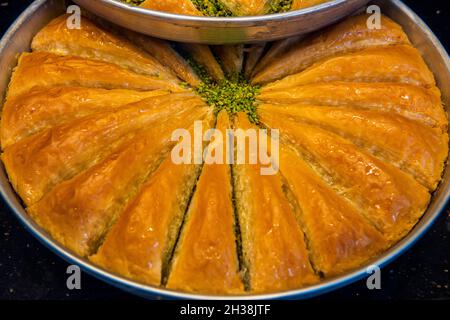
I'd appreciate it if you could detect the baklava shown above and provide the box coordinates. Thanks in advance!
[1,12,447,295]
[136,0,330,16]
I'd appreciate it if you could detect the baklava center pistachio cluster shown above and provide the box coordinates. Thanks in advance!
[197,76,260,123]
[188,60,260,123]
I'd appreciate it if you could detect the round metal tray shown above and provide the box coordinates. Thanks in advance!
[0,0,449,300]
[72,0,371,44]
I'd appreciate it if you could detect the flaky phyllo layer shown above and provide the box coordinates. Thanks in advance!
[1,12,447,295]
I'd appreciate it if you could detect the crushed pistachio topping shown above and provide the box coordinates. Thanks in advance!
[119,0,145,5]
[186,57,214,85]
[268,0,293,13]
[119,0,292,15]
[197,76,260,123]
[191,0,233,17]
[186,58,260,123]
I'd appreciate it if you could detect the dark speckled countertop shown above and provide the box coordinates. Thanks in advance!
[0,0,449,300]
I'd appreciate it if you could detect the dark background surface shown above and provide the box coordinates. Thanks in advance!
[0,0,449,300]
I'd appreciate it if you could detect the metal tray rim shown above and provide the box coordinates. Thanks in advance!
[93,0,350,22]
[72,0,372,44]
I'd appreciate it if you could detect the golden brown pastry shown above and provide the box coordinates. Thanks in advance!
[31,15,178,82]
[180,44,225,81]
[1,87,170,148]
[244,43,266,78]
[123,31,201,87]
[74,12,201,87]
[252,14,411,84]
[291,0,329,9]
[251,35,304,78]
[141,0,202,15]
[277,144,387,275]
[259,45,436,90]
[258,105,448,190]
[220,0,270,16]
[212,45,245,75]
[3,93,204,206]
[91,113,215,286]
[167,111,244,294]
[232,112,318,293]
[258,82,446,130]
[0,12,446,296]
[27,107,208,257]
[259,110,431,242]
[7,52,182,99]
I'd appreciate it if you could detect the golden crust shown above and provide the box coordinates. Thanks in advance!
[91,114,215,286]
[73,13,201,87]
[260,45,436,90]
[180,44,225,81]
[141,0,202,15]
[258,105,448,190]
[291,0,329,9]
[212,45,245,75]
[123,31,201,87]
[167,111,244,294]
[0,12,447,295]
[220,0,270,16]
[259,82,446,130]
[31,15,178,81]
[27,107,208,257]
[7,52,182,99]
[2,93,204,206]
[233,112,318,293]
[251,35,304,78]
[259,110,432,242]
[278,144,387,275]
[1,87,170,148]
[252,14,411,84]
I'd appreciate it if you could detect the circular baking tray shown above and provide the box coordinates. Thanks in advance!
[72,0,371,44]
[0,0,449,300]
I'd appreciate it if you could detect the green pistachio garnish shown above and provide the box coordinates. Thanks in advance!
[197,76,260,123]
[268,0,293,13]
[119,0,145,6]
[187,56,260,123]
[186,58,214,85]
[191,0,233,17]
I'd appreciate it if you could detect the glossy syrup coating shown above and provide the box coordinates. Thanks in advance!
[31,14,178,81]
[3,93,204,205]
[233,112,319,292]
[92,113,215,286]
[26,107,208,257]
[167,111,244,294]
[141,0,203,16]
[0,13,447,295]
[252,15,411,84]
